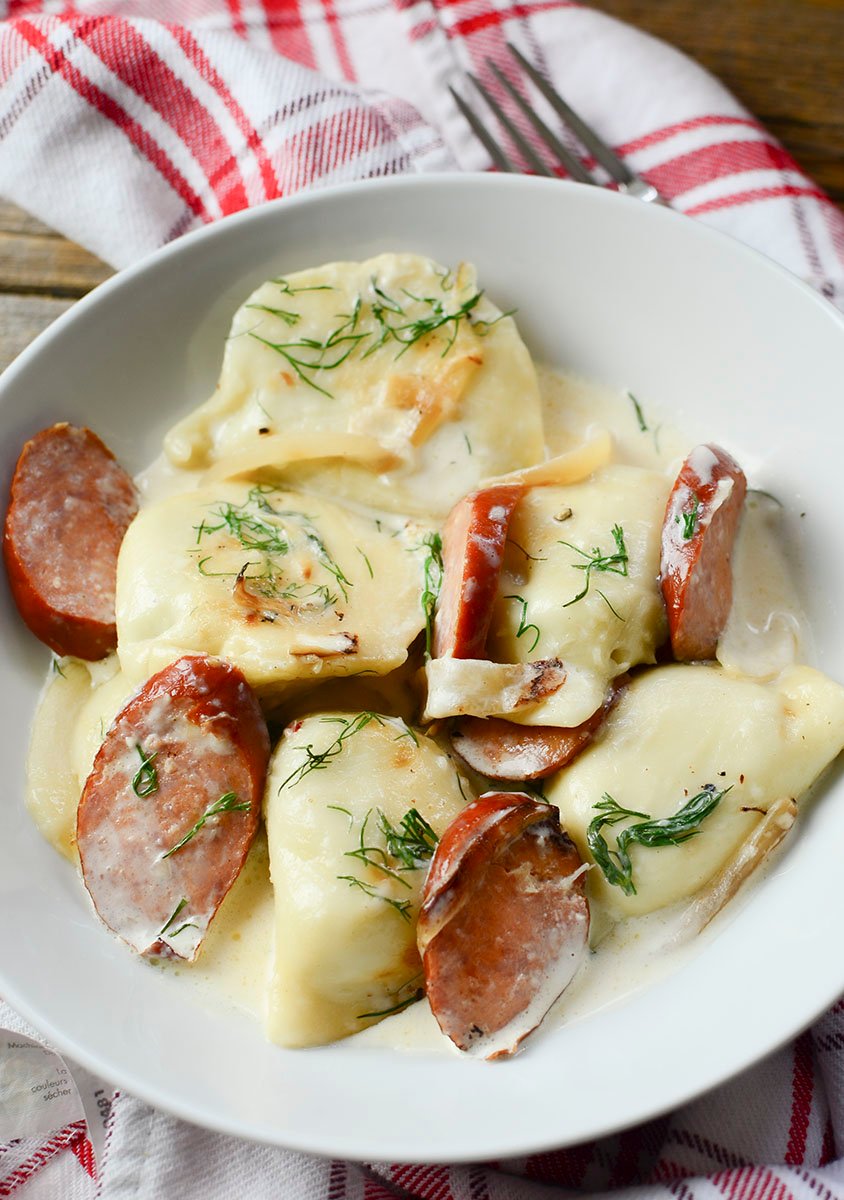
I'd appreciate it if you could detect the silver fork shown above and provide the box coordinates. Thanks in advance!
[449,42,663,204]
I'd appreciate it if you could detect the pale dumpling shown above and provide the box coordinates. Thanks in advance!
[487,465,670,727]
[115,482,429,697]
[163,254,544,517]
[263,712,470,1046]
[547,663,844,918]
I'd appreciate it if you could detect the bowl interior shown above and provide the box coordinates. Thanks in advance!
[1,175,842,1162]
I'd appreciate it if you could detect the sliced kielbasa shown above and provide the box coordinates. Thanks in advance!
[3,424,138,659]
[450,677,626,781]
[77,655,269,961]
[660,444,747,661]
[418,792,589,1058]
[433,483,524,659]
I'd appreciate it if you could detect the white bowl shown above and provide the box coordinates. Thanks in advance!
[1,175,843,1163]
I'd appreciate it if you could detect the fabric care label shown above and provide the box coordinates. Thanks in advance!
[0,1028,112,1165]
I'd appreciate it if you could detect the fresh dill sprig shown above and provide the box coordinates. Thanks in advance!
[357,985,425,1021]
[271,278,335,296]
[162,792,251,859]
[356,547,374,578]
[338,806,438,922]
[248,297,367,398]
[392,289,484,358]
[416,531,444,659]
[193,487,344,609]
[131,744,159,798]
[504,594,541,653]
[393,722,419,747]
[194,493,289,556]
[337,874,413,921]
[245,303,300,327]
[304,528,353,602]
[344,810,410,888]
[157,897,199,938]
[454,769,471,804]
[378,808,439,869]
[158,897,188,938]
[560,524,629,614]
[627,390,648,432]
[587,784,731,896]
[677,498,701,540]
[327,804,354,829]
[278,712,385,790]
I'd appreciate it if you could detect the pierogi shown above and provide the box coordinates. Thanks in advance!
[19,251,844,1059]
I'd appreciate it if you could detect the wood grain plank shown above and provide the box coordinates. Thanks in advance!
[0,294,73,373]
[0,201,56,238]
[0,232,111,298]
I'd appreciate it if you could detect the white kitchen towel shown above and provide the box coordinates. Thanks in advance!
[1,2,843,1198]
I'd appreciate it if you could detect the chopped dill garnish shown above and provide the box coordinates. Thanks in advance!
[194,489,289,556]
[504,594,541,653]
[51,657,67,678]
[676,498,701,540]
[378,808,439,869]
[357,986,425,1021]
[131,744,159,798]
[271,278,335,296]
[162,792,251,859]
[463,432,473,455]
[193,485,345,608]
[327,804,354,829]
[393,722,419,747]
[278,712,384,790]
[158,897,199,938]
[344,810,409,888]
[337,875,413,921]
[587,785,730,895]
[507,539,547,563]
[249,297,366,398]
[338,806,439,923]
[627,390,648,432]
[356,546,374,578]
[454,769,471,804]
[303,527,353,602]
[250,271,508,384]
[415,532,444,659]
[245,303,300,327]
[560,524,629,614]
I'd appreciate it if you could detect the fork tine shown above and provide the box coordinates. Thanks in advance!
[465,72,555,178]
[448,86,517,173]
[485,60,594,186]
[506,42,635,186]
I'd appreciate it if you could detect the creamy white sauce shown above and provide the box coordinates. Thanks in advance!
[24,365,814,1058]
[718,492,813,679]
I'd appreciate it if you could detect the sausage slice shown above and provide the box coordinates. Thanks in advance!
[3,424,138,659]
[450,677,626,781]
[418,792,589,1058]
[433,483,524,659]
[660,444,747,661]
[77,655,269,961]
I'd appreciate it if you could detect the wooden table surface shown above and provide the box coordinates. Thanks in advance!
[1,0,842,374]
